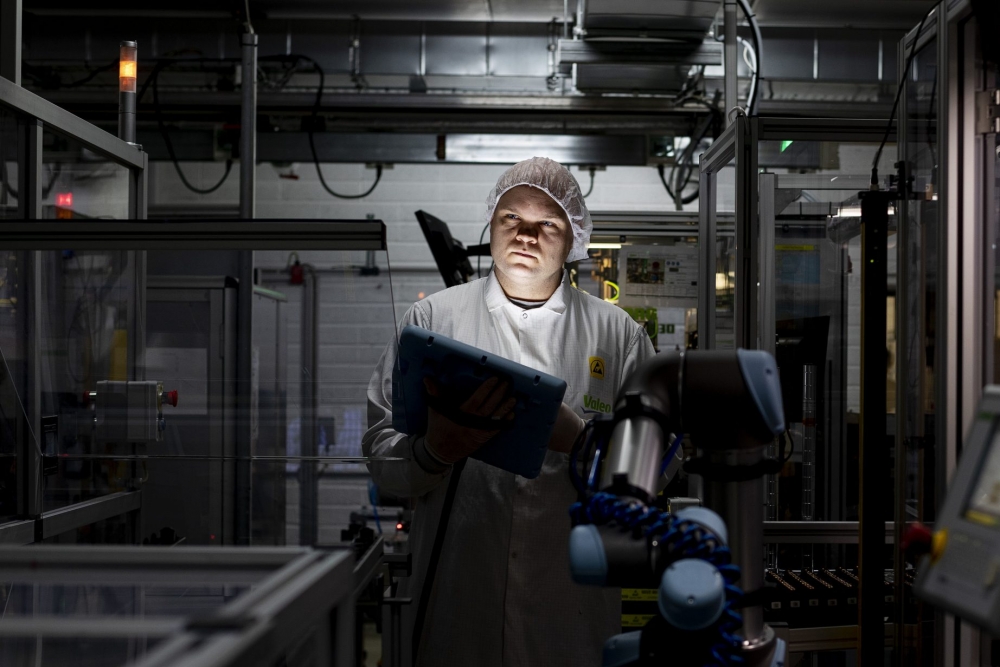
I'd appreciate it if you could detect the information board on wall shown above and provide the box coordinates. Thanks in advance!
[617,243,698,308]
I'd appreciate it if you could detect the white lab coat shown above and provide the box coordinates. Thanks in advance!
[363,270,655,667]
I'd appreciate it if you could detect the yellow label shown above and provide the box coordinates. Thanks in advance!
[109,329,128,381]
[621,614,655,627]
[622,588,658,602]
[966,511,999,527]
[589,356,606,380]
[775,244,816,251]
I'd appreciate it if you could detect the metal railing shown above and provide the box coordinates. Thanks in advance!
[0,75,147,220]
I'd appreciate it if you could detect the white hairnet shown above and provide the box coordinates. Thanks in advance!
[485,157,593,263]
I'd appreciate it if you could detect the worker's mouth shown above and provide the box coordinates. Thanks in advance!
[511,250,536,259]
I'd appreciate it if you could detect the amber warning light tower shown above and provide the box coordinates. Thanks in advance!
[118,41,137,144]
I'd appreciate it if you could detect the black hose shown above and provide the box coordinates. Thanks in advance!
[476,220,490,279]
[412,457,467,665]
[150,61,234,195]
[582,167,595,198]
[265,53,384,199]
[61,59,118,88]
[871,5,935,187]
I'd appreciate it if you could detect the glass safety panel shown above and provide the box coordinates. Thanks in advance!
[896,32,940,667]
[41,128,130,220]
[0,222,407,548]
[713,163,738,350]
[0,108,19,219]
[757,122,902,651]
[699,117,750,351]
[583,220,702,353]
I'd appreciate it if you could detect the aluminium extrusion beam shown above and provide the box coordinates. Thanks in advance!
[0,0,21,84]
[0,544,313,585]
[762,521,896,544]
[724,0,738,124]
[300,269,319,546]
[0,618,182,638]
[37,89,716,115]
[0,76,143,170]
[858,190,891,666]
[352,536,385,598]
[39,490,142,540]
[239,32,257,220]
[0,220,388,250]
[0,519,34,545]
[557,38,723,66]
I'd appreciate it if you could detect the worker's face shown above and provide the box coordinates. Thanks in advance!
[490,185,573,287]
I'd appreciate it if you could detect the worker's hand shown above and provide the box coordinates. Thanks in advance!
[547,402,586,454]
[423,376,516,464]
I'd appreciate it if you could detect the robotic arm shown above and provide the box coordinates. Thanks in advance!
[568,350,786,667]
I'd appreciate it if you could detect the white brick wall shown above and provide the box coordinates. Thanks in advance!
[150,160,690,269]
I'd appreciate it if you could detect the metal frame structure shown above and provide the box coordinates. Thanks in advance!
[0,543,365,667]
[698,115,914,659]
[0,46,150,544]
[0,220,387,547]
[698,116,753,350]
[896,1,1000,665]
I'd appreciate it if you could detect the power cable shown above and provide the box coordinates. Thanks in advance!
[871,5,935,188]
[241,0,254,35]
[658,104,719,207]
[61,59,118,88]
[735,0,763,116]
[582,167,595,198]
[149,60,234,195]
[262,54,383,199]
[476,219,490,278]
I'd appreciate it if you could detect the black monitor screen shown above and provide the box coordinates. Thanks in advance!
[415,210,475,288]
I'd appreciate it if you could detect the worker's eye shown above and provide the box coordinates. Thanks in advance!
[540,220,555,227]
[505,213,519,221]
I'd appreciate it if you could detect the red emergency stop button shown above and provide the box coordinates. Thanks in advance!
[901,522,933,560]
[162,390,178,407]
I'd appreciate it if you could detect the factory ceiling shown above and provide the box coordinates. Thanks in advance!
[17,0,937,165]
[24,0,575,22]
[24,0,936,28]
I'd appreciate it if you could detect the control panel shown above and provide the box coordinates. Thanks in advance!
[914,386,1000,634]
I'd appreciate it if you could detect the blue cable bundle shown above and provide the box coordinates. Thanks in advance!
[568,423,744,667]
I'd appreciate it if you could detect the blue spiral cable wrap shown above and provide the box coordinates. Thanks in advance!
[368,480,382,534]
[568,424,744,666]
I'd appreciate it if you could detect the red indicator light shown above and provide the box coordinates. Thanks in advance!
[396,523,404,531]
[56,192,73,207]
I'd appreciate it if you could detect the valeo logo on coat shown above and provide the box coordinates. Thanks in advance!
[588,356,606,380]
[583,394,613,414]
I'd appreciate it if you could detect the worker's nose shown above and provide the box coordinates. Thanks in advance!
[515,223,538,244]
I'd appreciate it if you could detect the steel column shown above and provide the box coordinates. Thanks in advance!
[724,0,738,123]
[698,170,717,349]
[758,173,776,356]
[299,269,319,546]
[128,150,147,220]
[240,33,257,220]
[18,117,40,218]
[0,0,21,85]
[734,117,756,349]
[235,249,254,546]
[858,190,890,666]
